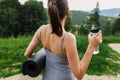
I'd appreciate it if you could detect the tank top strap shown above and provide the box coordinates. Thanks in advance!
[60,32,68,54]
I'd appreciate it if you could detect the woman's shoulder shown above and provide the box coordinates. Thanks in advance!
[36,24,50,33]
[65,32,76,42]
[66,32,76,39]
[38,24,50,30]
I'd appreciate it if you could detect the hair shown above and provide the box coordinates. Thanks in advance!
[48,0,69,36]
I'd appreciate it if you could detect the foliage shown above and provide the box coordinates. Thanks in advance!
[71,11,89,25]
[0,0,21,9]
[89,11,100,27]
[64,13,73,32]
[71,10,116,28]
[70,4,118,36]
[0,0,21,37]
[0,0,48,37]
[103,18,112,35]
[70,10,116,35]
[20,0,48,35]
[78,24,89,35]
[112,15,120,35]
[88,2,100,27]
[0,0,118,37]
[0,7,20,37]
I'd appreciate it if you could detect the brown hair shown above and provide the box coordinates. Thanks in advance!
[48,0,69,36]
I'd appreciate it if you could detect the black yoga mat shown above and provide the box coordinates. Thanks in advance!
[22,48,46,77]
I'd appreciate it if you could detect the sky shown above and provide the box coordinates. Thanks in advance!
[18,0,120,12]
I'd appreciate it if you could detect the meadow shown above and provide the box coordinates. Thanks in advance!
[0,35,120,78]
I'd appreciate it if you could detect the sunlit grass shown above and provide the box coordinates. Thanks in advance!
[0,35,120,78]
[77,35,120,75]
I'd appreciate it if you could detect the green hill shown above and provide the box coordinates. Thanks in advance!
[71,10,89,25]
[70,10,116,28]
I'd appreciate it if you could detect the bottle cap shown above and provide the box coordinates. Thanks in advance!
[91,25,101,33]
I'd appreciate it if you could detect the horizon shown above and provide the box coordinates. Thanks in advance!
[19,0,120,12]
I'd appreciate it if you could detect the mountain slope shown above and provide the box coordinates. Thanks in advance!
[70,10,115,27]
[100,8,120,17]
[71,11,89,25]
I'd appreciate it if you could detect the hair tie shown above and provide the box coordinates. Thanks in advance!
[52,0,56,5]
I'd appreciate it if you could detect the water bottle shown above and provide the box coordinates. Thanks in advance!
[90,25,101,54]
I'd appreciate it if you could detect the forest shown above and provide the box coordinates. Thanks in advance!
[0,0,48,37]
[0,0,120,38]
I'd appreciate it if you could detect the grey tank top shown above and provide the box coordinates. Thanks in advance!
[42,33,76,80]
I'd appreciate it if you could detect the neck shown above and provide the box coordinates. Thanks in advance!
[61,18,66,31]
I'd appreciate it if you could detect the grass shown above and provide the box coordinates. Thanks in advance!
[77,35,120,75]
[0,36,30,78]
[0,35,120,78]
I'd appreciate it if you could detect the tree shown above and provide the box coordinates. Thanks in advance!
[112,14,120,35]
[65,13,73,31]
[78,24,89,35]
[89,2,100,27]
[104,18,112,35]
[0,0,48,37]
[0,0,21,9]
[0,0,21,37]
[21,0,48,35]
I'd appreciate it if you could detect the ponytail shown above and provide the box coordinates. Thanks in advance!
[48,2,63,36]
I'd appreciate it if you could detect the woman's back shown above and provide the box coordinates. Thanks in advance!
[42,49,75,80]
[41,24,75,80]
[41,24,67,55]
[24,0,102,79]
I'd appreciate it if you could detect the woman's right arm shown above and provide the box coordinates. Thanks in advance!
[64,32,102,80]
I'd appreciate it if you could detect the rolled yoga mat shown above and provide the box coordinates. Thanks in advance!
[22,48,46,77]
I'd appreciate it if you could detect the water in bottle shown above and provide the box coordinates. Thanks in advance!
[90,25,101,54]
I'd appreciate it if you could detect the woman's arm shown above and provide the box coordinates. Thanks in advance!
[24,27,41,58]
[64,32,102,80]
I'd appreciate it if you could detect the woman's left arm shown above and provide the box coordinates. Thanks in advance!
[24,27,41,58]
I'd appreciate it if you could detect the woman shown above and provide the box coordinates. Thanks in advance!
[24,0,102,80]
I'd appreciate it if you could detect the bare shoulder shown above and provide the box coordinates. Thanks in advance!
[65,32,76,42]
[37,24,50,32]
[63,32,76,48]
[34,24,50,39]
[63,32,77,56]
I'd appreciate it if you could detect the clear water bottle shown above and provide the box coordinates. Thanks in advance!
[90,25,101,54]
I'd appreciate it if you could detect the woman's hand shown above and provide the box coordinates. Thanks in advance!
[88,31,102,48]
